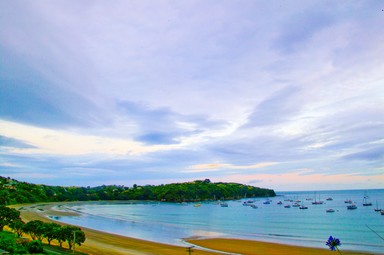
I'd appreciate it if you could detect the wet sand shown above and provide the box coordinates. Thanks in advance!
[12,203,376,255]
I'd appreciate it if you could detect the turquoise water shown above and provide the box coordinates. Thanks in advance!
[53,189,384,253]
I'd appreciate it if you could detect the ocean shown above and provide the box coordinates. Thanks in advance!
[52,189,384,253]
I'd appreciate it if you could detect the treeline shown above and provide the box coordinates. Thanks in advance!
[0,205,85,254]
[0,176,275,205]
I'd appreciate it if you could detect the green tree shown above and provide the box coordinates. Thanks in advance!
[23,220,45,241]
[43,222,61,245]
[55,227,67,248]
[62,226,86,250]
[0,205,21,231]
[9,219,25,237]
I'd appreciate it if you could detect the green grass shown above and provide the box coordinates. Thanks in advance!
[0,230,15,239]
[43,245,87,255]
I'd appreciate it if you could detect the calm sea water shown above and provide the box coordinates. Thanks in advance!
[53,189,384,253]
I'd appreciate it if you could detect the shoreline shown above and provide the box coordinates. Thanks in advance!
[12,202,377,255]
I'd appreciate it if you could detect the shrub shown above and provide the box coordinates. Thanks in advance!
[11,244,29,254]
[27,240,44,253]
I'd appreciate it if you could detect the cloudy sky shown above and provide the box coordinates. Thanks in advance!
[1,0,383,191]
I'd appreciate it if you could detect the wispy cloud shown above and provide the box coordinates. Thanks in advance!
[1,0,383,190]
[0,120,183,156]
[184,162,278,173]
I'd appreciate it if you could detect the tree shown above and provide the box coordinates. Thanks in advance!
[43,222,61,245]
[0,205,21,231]
[23,220,45,241]
[43,223,61,245]
[55,227,67,248]
[9,219,25,237]
[62,226,86,250]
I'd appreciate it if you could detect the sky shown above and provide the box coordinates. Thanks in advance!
[0,0,383,191]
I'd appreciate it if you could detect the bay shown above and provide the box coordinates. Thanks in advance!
[53,189,384,253]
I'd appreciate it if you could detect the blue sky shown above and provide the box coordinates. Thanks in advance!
[1,0,383,191]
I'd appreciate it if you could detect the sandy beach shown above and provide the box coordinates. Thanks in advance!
[12,202,376,255]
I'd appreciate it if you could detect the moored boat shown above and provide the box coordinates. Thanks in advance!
[363,191,372,206]
[326,209,335,213]
[312,192,324,205]
[363,197,372,206]
[347,204,357,210]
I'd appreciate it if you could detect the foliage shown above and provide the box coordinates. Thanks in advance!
[0,224,86,254]
[0,205,21,231]
[26,240,44,253]
[0,231,28,254]
[0,176,276,205]
[9,219,25,237]
[23,220,45,241]
[55,226,68,248]
[61,226,86,250]
[0,231,15,250]
[43,222,61,245]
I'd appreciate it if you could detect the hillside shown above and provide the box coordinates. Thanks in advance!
[0,176,275,205]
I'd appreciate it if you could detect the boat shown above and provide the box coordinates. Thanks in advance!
[263,200,271,205]
[362,191,372,206]
[284,205,291,208]
[299,201,308,210]
[374,201,381,212]
[326,197,333,201]
[312,192,324,205]
[326,209,335,213]
[363,196,372,206]
[345,199,352,204]
[220,202,228,207]
[194,203,201,207]
[292,203,300,207]
[250,204,258,209]
[347,204,357,210]
[381,210,384,215]
[277,201,283,205]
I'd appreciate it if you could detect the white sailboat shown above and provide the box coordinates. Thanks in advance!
[363,196,372,206]
[312,192,324,205]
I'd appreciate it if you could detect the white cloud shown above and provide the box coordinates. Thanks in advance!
[0,120,180,156]
[0,0,383,189]
[184,162,278,173]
